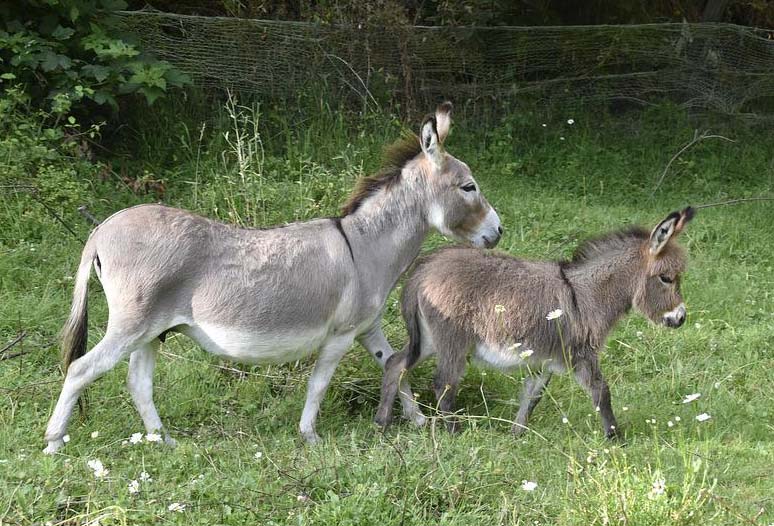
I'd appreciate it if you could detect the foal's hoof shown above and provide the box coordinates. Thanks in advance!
[511,423,529,436]
[605,427,622,440]
[43,439,64,455]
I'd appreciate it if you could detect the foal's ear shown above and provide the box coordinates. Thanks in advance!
[435,101,453,144]
[649,207,694,255]
[420,115,443,167]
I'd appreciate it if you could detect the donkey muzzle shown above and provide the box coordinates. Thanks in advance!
[662,303,686,328]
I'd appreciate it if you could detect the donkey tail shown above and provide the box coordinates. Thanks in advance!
[61,237,97,373]
[401,272,424,369]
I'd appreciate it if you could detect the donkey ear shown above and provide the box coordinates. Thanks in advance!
[420,115,443,166]
[435,101,453,144]
[674,206,695,234]
[649,211,681,255]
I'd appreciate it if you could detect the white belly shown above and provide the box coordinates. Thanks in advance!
[472,342,529,371]
[181,322,329,364]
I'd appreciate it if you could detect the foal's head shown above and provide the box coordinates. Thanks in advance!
[633,207,695,328]
[419,103,502,248]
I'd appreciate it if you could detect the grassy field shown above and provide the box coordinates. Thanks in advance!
[1,97,772,525]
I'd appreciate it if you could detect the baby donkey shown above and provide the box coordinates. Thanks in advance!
[376,208,694,437]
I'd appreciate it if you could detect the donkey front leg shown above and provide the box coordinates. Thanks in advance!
[573,355,619,438]
[299,334,354,444]
[44,332,138,454]
[127,340,175,446]
[359,324,425,427]
[512,371,552,436]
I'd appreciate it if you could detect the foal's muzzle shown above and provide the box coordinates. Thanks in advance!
[662,303,686,328]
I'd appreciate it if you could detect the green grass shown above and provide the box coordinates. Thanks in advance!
[1,97,773,525]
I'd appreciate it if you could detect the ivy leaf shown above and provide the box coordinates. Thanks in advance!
[51,26,75,41]
[138,86,165,105]
[82,64,112,82]
[92,89,118,111]
[41,51,72,72]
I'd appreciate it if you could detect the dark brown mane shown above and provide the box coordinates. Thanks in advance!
[568,226,649,263]
[341,132,421,216]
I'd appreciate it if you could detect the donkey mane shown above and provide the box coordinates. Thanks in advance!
[568,226,649,264]
[341,132,421,216]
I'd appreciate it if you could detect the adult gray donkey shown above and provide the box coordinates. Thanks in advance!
[43,103,502,453]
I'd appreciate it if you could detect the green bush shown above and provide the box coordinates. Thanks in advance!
[0,0,190,117]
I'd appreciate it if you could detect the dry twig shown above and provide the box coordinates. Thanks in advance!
[653,129,734,194]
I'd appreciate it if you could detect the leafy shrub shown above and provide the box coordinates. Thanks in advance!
[0,0,190,117]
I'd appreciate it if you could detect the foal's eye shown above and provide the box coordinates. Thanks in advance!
[659,275,674,284]
[461,183,477,192]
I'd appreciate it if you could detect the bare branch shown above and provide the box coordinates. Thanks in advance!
[653,129,734,194]
[695,197,774,209]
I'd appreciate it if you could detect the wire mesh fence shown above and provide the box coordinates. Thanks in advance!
[114,9,774,116]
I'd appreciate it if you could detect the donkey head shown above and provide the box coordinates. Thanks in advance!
[634,207,695,328]
[419,103,502,248]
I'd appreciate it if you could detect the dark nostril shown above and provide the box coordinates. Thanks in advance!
[498,226,503,235]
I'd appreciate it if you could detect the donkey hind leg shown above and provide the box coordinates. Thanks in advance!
[433,343,468,434]
[574,355,619,438]
[359,324,425,427]
[512,371,552,436]
[127,340,175,447]
[299,334,354,444]
[374,349,411,429]
[44,332,139,454]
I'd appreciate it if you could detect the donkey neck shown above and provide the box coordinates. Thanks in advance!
[563,243,645,347]
[340,184,429,300]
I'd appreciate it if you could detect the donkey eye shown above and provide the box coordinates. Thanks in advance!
[659,275,674,284]
[461,183,477,192]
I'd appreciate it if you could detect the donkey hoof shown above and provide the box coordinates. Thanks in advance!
[43,439,64,455]
[605,427,622,440]
[301,430,321,445]
[373,412,393,430]
[409,412,427,428]
[511,423,528,436]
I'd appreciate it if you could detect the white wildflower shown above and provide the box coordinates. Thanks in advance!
[567,118,575,125]
[129,432,143,444]
[694,322,702,329]
[506,342,522,351]
[139,471,152,482]
[546,309,563,321]
[519,349,534,359]
[682,393,701,404]
[636,331,643,338]
[168,502,186,513]
[87,459,109,478]
[561,416,569,425]
[521,480,538,491]
[649,478,666,499]
[128,480,140,495]
[622,406,629,411]
[90,431,99,439]
[695,413,711,422]
[62,434,70,443]
[494,304,506,314]
[145,432,162,443]
[674,416,681,422]
[254,451,263,460]
[559,136,565,141]
[667,421,674,427]
[541,123,547,127]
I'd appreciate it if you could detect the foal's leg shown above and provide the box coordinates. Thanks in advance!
[512,371,552,435]
[374,348,411,429]
[358,323,425,427]
[573,354,618,438]
[433,341,468,433]
[44,331,138,454]
[127,340,175,446]
[299,334,354,444]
